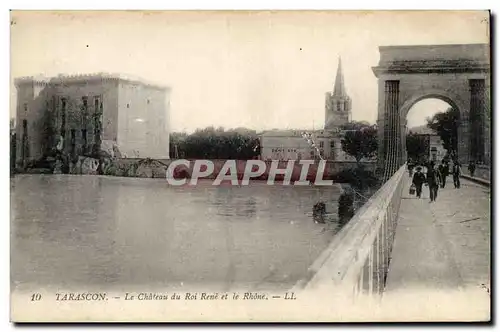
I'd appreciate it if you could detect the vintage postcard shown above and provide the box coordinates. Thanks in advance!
[9,10,491,322]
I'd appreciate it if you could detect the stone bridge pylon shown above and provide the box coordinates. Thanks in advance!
[372,44,490,175]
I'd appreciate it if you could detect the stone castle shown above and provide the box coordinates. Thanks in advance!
[14,73,171,167]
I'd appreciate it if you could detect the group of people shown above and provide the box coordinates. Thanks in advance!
[408,158,471,203]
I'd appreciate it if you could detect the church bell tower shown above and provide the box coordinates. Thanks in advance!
[325,57,352,129]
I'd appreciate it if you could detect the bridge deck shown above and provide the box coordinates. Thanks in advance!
[385,175,490,293]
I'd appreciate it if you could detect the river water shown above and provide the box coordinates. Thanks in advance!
[11,175,345,292]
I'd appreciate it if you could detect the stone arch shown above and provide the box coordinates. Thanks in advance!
[399,91,461,121]
[372,43,490,175]
[399,92,461,164]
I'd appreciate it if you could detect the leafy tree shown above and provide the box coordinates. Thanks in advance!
[340,124,378,164]
[406,132,430,162]
[426,107,459,154]
[340,121,372,131]
[170,127,261,160]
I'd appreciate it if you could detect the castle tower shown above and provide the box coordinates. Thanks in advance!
[325,57,352,129]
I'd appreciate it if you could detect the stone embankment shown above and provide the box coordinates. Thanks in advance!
[64,157,378,183]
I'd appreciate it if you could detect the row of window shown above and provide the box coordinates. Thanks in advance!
[332,100,351,112]
[269,146,337,153]
[272,148,298,153]
[23,96,102,114]
[269,141,335,151]
[319,141,336,148]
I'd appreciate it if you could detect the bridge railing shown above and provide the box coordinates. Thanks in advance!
[293,164,407,298]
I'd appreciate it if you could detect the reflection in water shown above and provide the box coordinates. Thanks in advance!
[11,175,345,292]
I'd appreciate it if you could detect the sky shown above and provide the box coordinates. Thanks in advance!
[10,11,489,133]
[407,98,451,128]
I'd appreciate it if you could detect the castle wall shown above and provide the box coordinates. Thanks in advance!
[116,82,170,159]
[14,74,170,166]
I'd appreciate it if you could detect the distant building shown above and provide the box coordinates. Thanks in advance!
[429,135,447,162]
[260,57,355,161]
[14,73,170,166]
[259,128,351,161]
[408,125,447,162]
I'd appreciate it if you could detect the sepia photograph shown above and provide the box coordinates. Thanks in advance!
[9,10,491,322]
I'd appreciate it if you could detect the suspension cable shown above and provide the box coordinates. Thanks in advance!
[301,131,324,160]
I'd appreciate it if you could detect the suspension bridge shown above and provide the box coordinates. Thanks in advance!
[293,44,491,314]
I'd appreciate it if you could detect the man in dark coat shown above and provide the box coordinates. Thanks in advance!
[468,161,476,178]
[407,159,415,177]
[452,160,462,189]
[412,166,426,198]
[426,161,441,202]
[438,160,449,188]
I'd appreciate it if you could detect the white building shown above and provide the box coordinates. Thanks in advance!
[259,128,353,161]
[429,134,447,162]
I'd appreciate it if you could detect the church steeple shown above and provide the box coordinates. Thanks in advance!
[333,56,346,97]
[324,56,351,130]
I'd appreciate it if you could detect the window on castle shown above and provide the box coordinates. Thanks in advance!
[61,98,67,134]
[21,119,28,161]
[94,97,100,114]
[82,97,88,122]
[23,103,28,113]
[82,129,88,153]
[330,141,335,160]
[70,129,76,156]
[319,141,324,149]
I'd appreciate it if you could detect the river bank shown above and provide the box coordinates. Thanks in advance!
[17,156,378,181]
[14,156,381,223]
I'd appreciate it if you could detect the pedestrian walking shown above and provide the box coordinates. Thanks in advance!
[408,159,415,177]
[438,160,449,188]
[468,161,476,178]
[452,160,462,189]
[426,161,441,202]
[412,166,426,198]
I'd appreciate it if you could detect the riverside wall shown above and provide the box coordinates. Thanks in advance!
[96,158,377,181]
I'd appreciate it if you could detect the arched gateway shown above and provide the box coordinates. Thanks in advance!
[372,44,490,176]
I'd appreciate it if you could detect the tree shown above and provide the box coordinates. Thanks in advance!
[171,127,261,160]
[406,132,429,162]
[341,124,378,164]
[426,107,459,154]
[340,121,372,131]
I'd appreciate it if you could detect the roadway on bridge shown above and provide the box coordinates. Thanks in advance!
[385,175,490,294]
